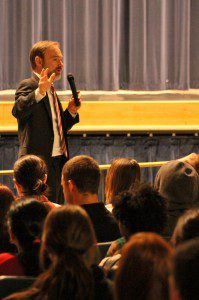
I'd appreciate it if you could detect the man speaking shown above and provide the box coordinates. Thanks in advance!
[12,41,81,204]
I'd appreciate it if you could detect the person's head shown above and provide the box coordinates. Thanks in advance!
[155,160,199,235]
[7,198,48,276]
[179,152,199,175]
[0,184,15,222]
[38,205,97,299]
[171,239,199,300]
[105,158,141,205]
[41,205,97,269]
[13,155,48,197]
[113,183,167,239]
[8,198,48,252]
[62,155,100,204]
[29,40,63,79]
[171,208,199,247]
[115,232,173,300]
[154,160,199,210]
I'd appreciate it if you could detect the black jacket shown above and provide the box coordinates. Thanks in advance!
[13,74,79,164]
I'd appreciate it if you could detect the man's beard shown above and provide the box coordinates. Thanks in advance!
[42,63,62,81]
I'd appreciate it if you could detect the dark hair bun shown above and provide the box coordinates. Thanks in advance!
[33,179,48,195]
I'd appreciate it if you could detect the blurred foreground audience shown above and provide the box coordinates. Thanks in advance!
[0,199,47,276]
[0,184,15,254]
[171,238,199,300]
[62,155,120,242]
[5,205,113,300]
[115,232,173,300]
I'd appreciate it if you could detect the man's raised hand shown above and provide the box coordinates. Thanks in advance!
[38,68,56,96]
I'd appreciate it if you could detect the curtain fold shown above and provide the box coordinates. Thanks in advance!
[0,0,199,90]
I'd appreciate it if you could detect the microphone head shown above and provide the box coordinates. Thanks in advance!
[67,73,74,81]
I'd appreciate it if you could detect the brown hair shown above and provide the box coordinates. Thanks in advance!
[105,158,141,205]
[14,155,48,197]
[0,184,15,250]
[6,205,98,300]
[115,232,173,300]
[29,40,60,69]
[0,184,15,219]
[62,155,100,194]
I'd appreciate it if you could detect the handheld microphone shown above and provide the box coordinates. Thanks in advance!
[67,73,80,107]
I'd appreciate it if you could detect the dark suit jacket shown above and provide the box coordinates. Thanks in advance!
[13,74,79,165]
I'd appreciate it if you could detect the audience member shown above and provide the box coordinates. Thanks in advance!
[179,152,199,174]
[0,184,15,253]
[171,238,199,300]
[170,208,199,247]
[105,158,141,212]
[154,160,199,236]
[0,198,48,276]
[115,232,173,300]
[100,184,167,269]
[6,205,113,300]
[13,154,59,211]
[62,155,120,242]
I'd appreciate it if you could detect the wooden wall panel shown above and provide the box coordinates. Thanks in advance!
[0,100,199,133]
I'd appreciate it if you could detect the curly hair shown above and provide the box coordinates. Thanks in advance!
[113,183,167,237]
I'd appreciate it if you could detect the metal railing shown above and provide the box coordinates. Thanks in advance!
[0,161,168,177]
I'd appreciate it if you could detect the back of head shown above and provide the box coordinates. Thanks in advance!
[113,183,167,238]
[154,160,199,210]
[8,198,48,249]
[29,40,60,69]
[171,208,199,247]
[42,205,96,260]
[173,238,199,300]
[14,155,48,197]
[7,198,48,276]
[39,205,97,299]
[0,184,15,253]
[115,232,173,300]
[0,184,15,221]
[105,158,141,205]
[62,155,100,194]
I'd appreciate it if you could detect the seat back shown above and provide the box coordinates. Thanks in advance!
[0,275,35,298]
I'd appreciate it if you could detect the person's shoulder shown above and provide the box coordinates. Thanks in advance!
[0,252,16,263]
[0,253,25,276]
[18,76,38,87]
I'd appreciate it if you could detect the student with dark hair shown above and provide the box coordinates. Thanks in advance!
[100,184,167,265]
[0,184,16,253]
[62,155,120,242]
[171,239,199,300]
[115,232,173,300]
[0,199,48,276]
[6,205,113,300]
[14,154,59,211]
[105,158,141,212]
[170,208,199,247]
